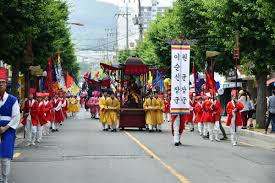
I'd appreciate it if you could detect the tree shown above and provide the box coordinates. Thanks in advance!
[117,49,136,64]
[0,0,79,95]
[207,0,275,127]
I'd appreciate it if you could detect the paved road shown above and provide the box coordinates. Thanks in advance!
[11,109,275,183]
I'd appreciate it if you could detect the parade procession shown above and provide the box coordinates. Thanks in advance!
[1,0,275,183]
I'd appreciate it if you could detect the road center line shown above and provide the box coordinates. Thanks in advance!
[13,153,21,159]
[239,141,254,147]
[124,131,191,183]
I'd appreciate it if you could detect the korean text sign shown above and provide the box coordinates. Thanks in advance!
[171,45,190,114]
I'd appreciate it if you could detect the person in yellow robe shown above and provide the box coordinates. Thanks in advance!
[143,93,159,132]
[154,93,164,132]
[68,96,78,117]
[99,91,108,131]
[106,93,120,132]
[71,96,79,114]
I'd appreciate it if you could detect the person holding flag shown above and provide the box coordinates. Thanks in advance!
[201,94,214,140]
[0,68,20,183]
[212,96,223,142]
[194,96,204,136]
[171,114,185,146]
[226,95,244,146]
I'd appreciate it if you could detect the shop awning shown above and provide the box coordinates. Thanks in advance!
[267,78,275,86]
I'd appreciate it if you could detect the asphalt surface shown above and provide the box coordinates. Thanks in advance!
[10,109,275,183]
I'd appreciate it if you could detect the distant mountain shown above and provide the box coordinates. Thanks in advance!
[68,0,118,50]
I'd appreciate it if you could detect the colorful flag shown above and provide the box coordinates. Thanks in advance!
[66,72,74,88]
[205,70,216,93]
[192,65,205,96]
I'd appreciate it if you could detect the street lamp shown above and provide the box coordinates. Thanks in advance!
[68,22,84,26]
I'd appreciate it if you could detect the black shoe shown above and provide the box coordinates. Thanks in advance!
[149,130,153,132]
[174,142,179,146]
[50,127,52,130]
[158,129,162,132]
[220,137,228,140]
[203,135,208,139]
[60,123,62,126]
[111,129,117,132]
[179,141,182,145]
[190,128,194,132]
[51,129,55,132]
[56,129,59,132]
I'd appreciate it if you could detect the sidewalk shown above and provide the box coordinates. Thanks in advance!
[221,116,275,144]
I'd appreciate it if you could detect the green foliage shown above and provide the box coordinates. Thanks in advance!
[117,49,136,64]
[0,0,79,80]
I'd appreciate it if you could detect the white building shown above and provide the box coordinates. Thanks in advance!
[98,0,174,50]
[141,0,174,30]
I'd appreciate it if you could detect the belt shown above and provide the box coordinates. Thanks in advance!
[0,116,11,121]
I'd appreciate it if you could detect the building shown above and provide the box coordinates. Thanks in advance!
[141,0,174,31]
[115,0,174,50]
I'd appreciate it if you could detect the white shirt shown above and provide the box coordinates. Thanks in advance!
[0,92,20,129]
[54,99,62,111]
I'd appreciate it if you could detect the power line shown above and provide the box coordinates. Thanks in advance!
[75,31,140,51]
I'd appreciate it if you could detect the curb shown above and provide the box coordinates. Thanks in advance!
[239,129,275,144]
[222,125,275,144]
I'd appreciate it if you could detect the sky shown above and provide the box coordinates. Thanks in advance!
[68,0,118,51]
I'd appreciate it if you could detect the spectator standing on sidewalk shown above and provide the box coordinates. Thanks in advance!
[246,92,255,129]
[265,90,275,133]
[238,90,249,129]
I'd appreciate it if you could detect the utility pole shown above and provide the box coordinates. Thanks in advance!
[105,28,112,61]
[233,31,240,92]
[137,0,143,41]
[126,3,129,49]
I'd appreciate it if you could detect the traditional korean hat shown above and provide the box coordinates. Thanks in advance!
[36,92,43,97]
[0,68,8,81]
[29,88,37,96]
[195,96,202,100]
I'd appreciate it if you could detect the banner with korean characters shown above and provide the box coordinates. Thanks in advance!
[170,45,190,114]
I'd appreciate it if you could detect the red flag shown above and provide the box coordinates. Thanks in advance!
[205,70,216,93]
[66,72,74,88]
[46,58,54,97]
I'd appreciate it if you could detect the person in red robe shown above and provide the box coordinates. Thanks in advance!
[201,95,214,140]
[36,93,47,143]
[61,94,68,121]
[21,90,39,146]
[163,94,171,123]
[171,114,185,146]
[194,96,203,136]
[226,95,244,146]
[52,91,64,132]
[182,93,196,132]
[211,97,222,142]
[43,93,52,136]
